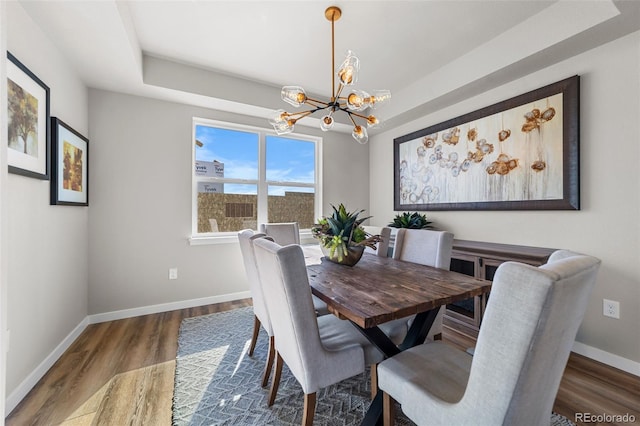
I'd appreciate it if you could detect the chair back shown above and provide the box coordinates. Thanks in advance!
[253,238,364,394]
[237,229,273,335]
[392,229,453,270]
[259,222,300,245]
[464,250,601,424]
[362,226,392,257]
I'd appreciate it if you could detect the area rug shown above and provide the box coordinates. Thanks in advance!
[172,307,575,426]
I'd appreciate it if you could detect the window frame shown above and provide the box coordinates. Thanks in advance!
[190,117,322,244]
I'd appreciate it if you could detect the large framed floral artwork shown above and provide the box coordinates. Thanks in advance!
[394,76,579,211]
[7,52,50,179]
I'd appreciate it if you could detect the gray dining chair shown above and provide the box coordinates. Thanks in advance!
[362,225,392,257]
[259,222,300,245]
[238,229,329,387]
[238,229,276,387]
[392,228,454,341]
[252,238,386,426]
[378,250,601,426]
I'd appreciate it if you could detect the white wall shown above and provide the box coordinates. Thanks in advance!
[369,31,640,365]
[88,89,369,314]
[5,1,89,403]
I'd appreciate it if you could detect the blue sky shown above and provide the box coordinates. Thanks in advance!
[195,125,315,195]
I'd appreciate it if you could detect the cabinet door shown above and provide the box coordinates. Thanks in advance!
[479,257,502,280]
[447,253,482,329]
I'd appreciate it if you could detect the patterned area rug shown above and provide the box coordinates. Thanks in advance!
[172,307,575,426]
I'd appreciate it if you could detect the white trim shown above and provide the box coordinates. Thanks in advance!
[572,341,640,377]
[189,234,240,245]
[88,291,251,324]
[5,317,89,415]
[189,230,317,246]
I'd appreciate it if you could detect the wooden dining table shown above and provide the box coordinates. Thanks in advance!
[303,246,492,425]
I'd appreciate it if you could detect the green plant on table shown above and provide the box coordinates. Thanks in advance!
[311,204,382,262]
[388,212,433,229]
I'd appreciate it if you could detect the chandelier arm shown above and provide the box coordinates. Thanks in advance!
[286,109,320,120]
[346,113,358,127]
[304,97,331,107]
[344,110,371,121]
[335,83,345,100]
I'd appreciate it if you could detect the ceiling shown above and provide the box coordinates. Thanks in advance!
[16,0,640,132]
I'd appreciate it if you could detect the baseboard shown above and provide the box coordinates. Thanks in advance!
[5,316,89,415]
[572,341,640,377]
[88,291,251,324]
[5,291,251,415]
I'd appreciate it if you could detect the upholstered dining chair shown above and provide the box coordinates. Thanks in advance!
[392,228,454,340]
[238,229,329,387]
[378,250,601,426]
[238,229,276,387]
[252,238,386,426]
[362,226,392,257]
[259,222,300,245]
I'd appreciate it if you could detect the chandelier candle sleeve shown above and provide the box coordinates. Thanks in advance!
[270,6,390,144]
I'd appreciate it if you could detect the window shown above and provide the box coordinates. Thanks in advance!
[192,118,321,238]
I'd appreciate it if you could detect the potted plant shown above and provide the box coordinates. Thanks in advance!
[388,212,433,229]
[312,204,382,266]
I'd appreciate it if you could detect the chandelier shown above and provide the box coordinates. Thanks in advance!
[269,6,391,144]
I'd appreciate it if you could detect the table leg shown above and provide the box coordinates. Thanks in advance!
[355,308,440,426]
[351,323,401,358]
[399,308,439,351]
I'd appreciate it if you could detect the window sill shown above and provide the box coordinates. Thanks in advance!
[188,234,238,245]
[189,230,316,246]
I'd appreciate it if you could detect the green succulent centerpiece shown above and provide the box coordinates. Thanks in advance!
[388,212,433,229]
[312,204,382,266]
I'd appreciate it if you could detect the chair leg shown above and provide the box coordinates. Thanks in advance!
[268,352,283,407]
[370,364,378,400]
[383,391,396,426]
[248,315,261,356]
[261,335,275,388]
[302,392,317,426]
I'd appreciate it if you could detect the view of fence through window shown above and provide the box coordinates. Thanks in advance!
[193,120,317,234]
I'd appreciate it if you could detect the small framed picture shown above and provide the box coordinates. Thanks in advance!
[7,52,50,179]
[50,117,89,206]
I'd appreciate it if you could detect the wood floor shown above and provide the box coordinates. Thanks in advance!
[6,299,640,425]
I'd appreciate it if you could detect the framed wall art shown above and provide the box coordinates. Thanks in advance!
[394,75,580,211]
[7,52,50,179]
[50,117,89,206]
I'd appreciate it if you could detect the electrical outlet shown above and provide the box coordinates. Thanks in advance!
[169,268,178,280]
[603,299,620,319]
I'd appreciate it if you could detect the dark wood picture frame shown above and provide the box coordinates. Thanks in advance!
[394,75,580,211]
[50,117,89,206]
[7,52,51,180]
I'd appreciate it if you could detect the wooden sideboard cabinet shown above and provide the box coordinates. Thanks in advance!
[444,239,556,339]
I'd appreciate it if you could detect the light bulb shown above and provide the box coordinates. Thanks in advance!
[273,120,295,135]
[281,86,307,107]
[269,110,295,135]
[352,125,368,144]
[320,115,334,131]
[366,115,380,128]
[269,109,287,126]
[346,90,370,111]
[337,51,360,86]
[370,90,391,108]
